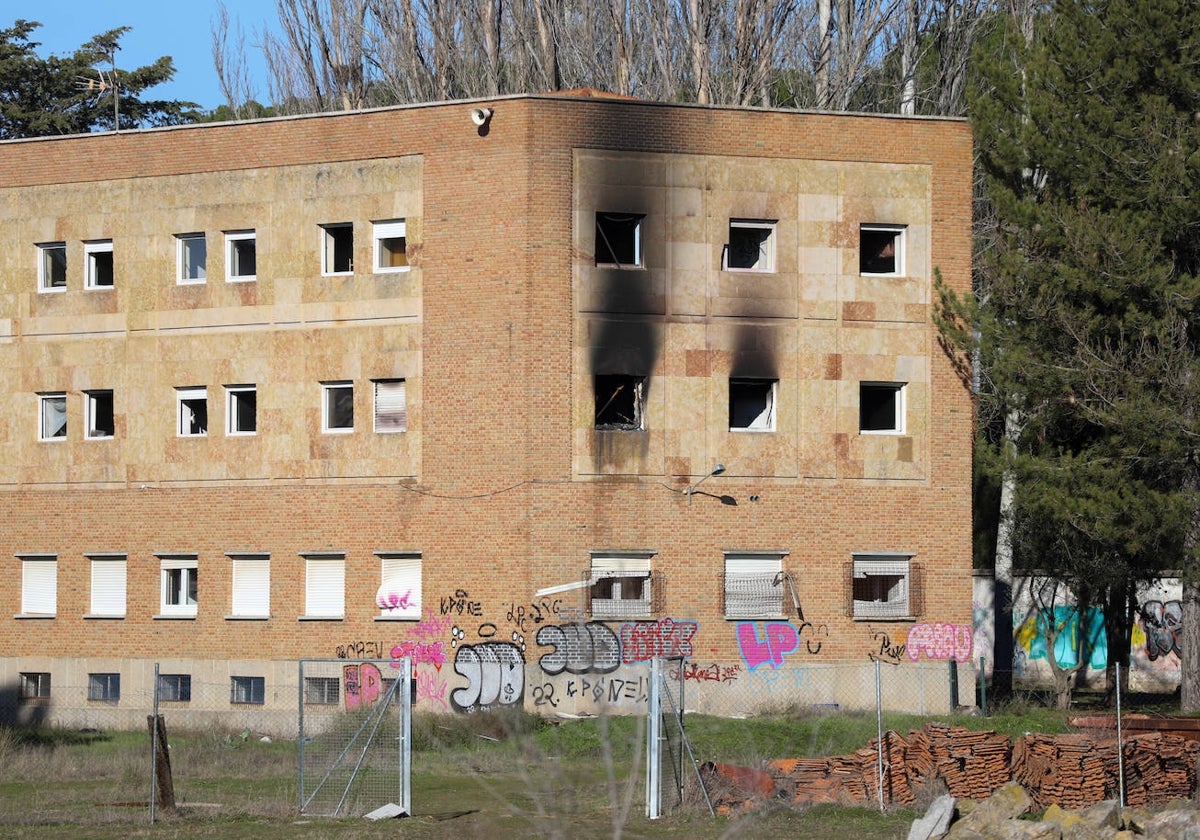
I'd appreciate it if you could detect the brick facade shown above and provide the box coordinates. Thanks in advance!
[0,94,973,726]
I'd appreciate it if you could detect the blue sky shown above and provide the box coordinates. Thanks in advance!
[14,0,281,112]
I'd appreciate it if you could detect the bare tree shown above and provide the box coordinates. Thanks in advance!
[212,2,260,117]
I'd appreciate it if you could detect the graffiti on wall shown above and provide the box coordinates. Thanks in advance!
[1140,600,1182,661]
[869,628,906,664]
[736,621,826,671]
[618,618,698,664]
[343,662,384,711]
[1014,606,1107,673]
[907,622,973,664]
[670,661,742,684]
[450,639,526,712]
[536,622,621,675]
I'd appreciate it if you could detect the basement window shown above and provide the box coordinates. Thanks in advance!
[724,220,775,272]
[225,230,257,281]
[88,673,120,703]
[859,224,905,275]
[322,223,354,275]
[850,554,919,619]
[38,242,67,291]
[859,382,905,434]
[231,676,266,705]
[724,553,786,619]
[373,219,408,273]
[177,387,208,437]
[85,389,115,439]
[589,554,654,619]
[729,379,777,432]
[305,676,339,705]
[19,672,51,701]
[84,240,114,289]
[594,375,645,430]
[176,233,207,283]
[595,212,644,267]
[157,673,192,702]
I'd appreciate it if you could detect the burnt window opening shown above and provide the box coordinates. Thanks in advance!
[594,375,645,430]
[595,212,644,267]
[729,378,777,432]
[859,224,905,275]
[859,382,905,434]
[724,220,776,272]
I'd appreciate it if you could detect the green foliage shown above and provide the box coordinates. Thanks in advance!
[0,19,199,138]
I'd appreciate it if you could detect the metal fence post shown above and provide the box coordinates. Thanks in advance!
[646,657,662,819]
[297,659,305,814]
[875,658,884,812]
[149,662,159,825]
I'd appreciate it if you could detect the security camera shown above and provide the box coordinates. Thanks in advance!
[470,107,493,127]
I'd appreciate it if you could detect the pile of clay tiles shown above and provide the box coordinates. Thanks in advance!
[701,721,1200,814]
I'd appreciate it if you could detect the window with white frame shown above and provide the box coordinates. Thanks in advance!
[84,239,114,289]
[229,554,270,618]
[850,554,916,619]
[231,675,265,705]
[38,392,67,441]
[594,375,645,430]
[724,553,786,619]
[729,379,777,432]
[322,223,354,275]
[305,676,339,705]
[304,554,345,618]
[85,389,114,439]
[20,555,57,616]
[859,224,906,275]
[225,230,257,281]
[373,379,407,432]
[20,672,51,700]
[225,384,257,435]
[373,219,408,272]
[89,554,126,617]
[38,242,67,291]
[589,554,653,619]
[88,673,120,703]
[724,219,776,272]
[376,552,421,618]
[595,212,644,267]
[859,382,906,434]
[176,233,207,283]
[159,555,198,617]
[157,673,191,702]
[177,387,208,437]
[322,381,354,432]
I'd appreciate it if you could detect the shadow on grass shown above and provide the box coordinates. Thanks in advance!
[2,725,112,748]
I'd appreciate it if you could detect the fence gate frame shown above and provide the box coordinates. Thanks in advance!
[298,657,412,817]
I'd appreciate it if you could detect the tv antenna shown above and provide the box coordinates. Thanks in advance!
[75,44,120,131]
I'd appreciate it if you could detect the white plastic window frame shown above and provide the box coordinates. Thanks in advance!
[225,229,257,282]
[19,554,57,616]
[859,224,906,276]
[225,384,257,436]
[729,378,777,433]
[303,554,346,619]
[38,392,67,441]
[83,239,114,289]
[159,555,198,618]
[376,551,421,619]
[322,381,354,433]
[37,242,67,292]
[229,553,270,618]
[373,219,409,273]
[85,389,115,439]
[723,219,776,272]
[176,233,207,284]
[88,554,127,618]
[321,223,354,276]
[859,381,906,435]
[176,386,208,437]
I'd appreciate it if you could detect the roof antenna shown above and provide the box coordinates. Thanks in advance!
[75,43,120,132]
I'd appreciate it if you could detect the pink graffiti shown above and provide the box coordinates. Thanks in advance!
[672,662,742,684]
[415,667,449,711]
[618,618,697,664]
[344,662,383,711]
[377,588,414,613]
[906,622,973,663]
[389,639,446,670]
[408,607,453,642]
[736,622,799,671]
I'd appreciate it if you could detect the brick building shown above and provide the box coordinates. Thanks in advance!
[0,93,973,729]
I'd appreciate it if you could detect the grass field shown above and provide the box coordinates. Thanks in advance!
[0,700,1083,839]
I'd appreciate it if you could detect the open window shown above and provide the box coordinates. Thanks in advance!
[89,554,126,617]
[230,554,270,618]
[849,554,920,619]
[225,230,257,281]
[225,384,257,435]
[595,212,644,267]
[859,382,905,434]
[373,219,408,272]
[322,381,354,432]
[724,219,776,272]
[85,389,114,439]
[723,554,788,619]
[177,387,208,437]
[373,379,407,432]
[589,554,654,619]
[231,676,266,705]
[38,392,67,441]
[38,242,67,291]
[20,555,57,616]
[84,240,114,289]
[594,374,645,430]
[729,378,777,432]
[377,552,421,618]
[859,224,905,275]
[322,223,354,275]
[176,233,206,283]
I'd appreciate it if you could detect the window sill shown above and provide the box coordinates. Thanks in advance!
[374,615,419,622]
[724,615,787,622]
[225,615,270,621]
[13,613,55,619]
[852,615,915,622]
[298,615,344,621]
[84,614,125,620]
[730,428,776,434]
[226,277,257,283]
[153,614,197,620]
[373,267,412,275]
[859,429,906,436]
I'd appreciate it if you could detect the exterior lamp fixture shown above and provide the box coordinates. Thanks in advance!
[687,463,726,504]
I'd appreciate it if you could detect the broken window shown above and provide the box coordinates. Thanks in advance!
[177,387,208,437]
[594,374,645,430]
[595,212,644,267]
[322,223,354,275]
[177,233,206,283]
[724,554,786,619]
[84,240,114,289]
[724,220,775,272]
[859,224,905,275]
[85,389,114,439]
[589,554,653,619]
[850,555,919,619]
[729,378,777,432]
[373,219,408,272]
[38,242,67,291]
[859,382,905,434]
[225,230,257,281]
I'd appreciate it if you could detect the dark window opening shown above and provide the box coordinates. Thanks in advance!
[725,221,774,271]
[594,374,645,430]
[729,378,776,431]
[859,383,903,433]
[595,213,644,267]
[88,248,114,288]
[860,226,902,274]
[324,224,354,273]
[87,390,115,438]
